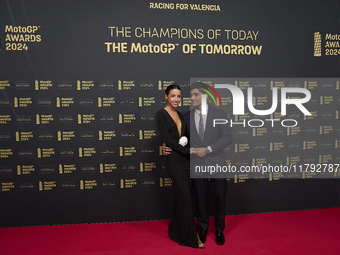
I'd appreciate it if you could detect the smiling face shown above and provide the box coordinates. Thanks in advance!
[190,88,203,110]
[165,88,181,108]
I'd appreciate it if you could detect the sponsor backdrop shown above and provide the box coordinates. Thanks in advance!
[0,0,339,227]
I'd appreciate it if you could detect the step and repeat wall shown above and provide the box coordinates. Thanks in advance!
[1,0,340,227]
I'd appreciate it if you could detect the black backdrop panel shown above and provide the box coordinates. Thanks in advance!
[0,0,340,227]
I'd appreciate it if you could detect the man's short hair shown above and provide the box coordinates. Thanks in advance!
[189,82,208,94]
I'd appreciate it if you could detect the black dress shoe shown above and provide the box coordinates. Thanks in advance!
[215,231,225,245]
[199,229,208,244]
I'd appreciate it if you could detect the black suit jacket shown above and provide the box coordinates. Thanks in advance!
[183,107,233,177]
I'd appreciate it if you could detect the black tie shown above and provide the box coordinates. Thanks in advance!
[198,112,204,141]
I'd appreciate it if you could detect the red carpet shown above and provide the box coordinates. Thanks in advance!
[1,208,339,255]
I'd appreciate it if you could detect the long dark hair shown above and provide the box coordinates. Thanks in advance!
[165,84,181,95]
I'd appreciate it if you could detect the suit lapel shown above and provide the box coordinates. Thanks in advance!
[203,107,213,143]
[190,109,202,146]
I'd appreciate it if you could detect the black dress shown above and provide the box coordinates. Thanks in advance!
[156,108,198,248]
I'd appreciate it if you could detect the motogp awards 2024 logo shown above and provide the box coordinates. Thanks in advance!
[314,31,340,57]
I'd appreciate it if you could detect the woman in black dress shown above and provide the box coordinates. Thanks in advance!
[156,84,204,249]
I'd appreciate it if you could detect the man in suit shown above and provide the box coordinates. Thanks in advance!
[163,83,233,245]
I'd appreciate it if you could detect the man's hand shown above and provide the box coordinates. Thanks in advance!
[194,148,207,158]
[190,148,197,154]
[162,142,172,156]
